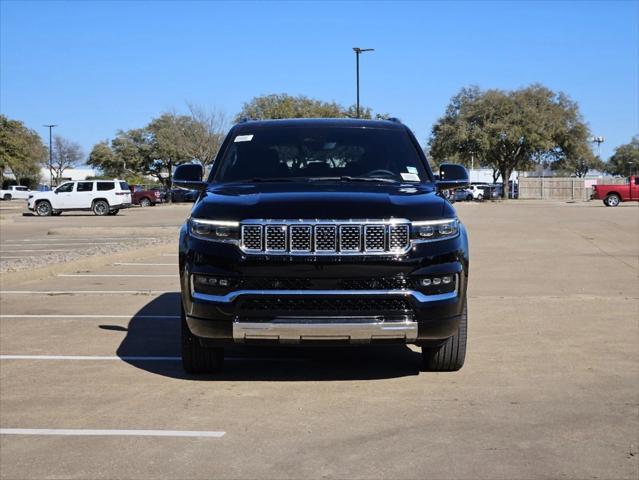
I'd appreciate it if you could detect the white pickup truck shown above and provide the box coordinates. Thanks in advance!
[0,185,31,200]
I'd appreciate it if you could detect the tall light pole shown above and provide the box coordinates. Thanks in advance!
[44,124,57,188]
[590,136,605,157]
[352,47,374,118]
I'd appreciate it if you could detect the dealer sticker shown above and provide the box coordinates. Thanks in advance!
[234,134,254,142]
[401,172,420,182]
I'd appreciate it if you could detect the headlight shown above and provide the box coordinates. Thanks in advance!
[411,218,459,241]
[189,218,239,242]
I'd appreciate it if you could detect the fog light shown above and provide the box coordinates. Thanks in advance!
[442,276,452,284]
[432,278,442,285]
[421,278,432,286]
[218,278,229,287]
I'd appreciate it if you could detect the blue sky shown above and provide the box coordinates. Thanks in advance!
[1,0,637,161]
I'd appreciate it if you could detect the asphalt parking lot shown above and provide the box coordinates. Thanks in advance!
[0,200,637,479]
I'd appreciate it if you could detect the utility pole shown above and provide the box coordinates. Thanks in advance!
[352,47,374,118]
[44,124,57,188]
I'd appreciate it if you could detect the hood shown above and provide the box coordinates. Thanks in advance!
[191,181,455,221]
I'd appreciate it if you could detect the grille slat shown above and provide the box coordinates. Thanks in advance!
[240,220,410,255]
[265,225,287,251]
[238,297,413,314]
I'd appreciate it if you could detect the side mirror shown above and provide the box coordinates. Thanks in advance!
[437,164,470,191]
[173,164,207,191]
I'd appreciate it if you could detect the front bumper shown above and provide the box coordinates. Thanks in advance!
[180,226,469,346]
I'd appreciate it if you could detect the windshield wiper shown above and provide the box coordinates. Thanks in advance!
[307,176,398,183]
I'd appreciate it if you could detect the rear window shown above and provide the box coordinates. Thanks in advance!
[213,126,429,183]
[119,181,130,191]
[96,182,115,191]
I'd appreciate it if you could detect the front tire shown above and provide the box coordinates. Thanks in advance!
[604,194,620,207]
[139,197,152,207]
[35,201,52,216]
[477,194,483,201]
[181,305,224,374]
[422,301,467,372]
[92,199,110,216]
[3,194,11,201]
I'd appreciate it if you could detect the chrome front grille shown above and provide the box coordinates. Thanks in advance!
[240,220,411,255]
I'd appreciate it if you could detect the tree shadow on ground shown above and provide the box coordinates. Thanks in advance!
[113,292,422,381]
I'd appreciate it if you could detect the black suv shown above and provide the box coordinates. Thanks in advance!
[174,118,470,373]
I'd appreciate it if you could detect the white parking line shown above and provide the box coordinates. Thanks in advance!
[0,290,170,295]
[0,428,225,438]
[0,249,70,253]
[1,243,121,247]
[114,263,176,266]
[0,315,179,319]
[0,355,306,362]
[0,355,179,361]
[57,274,175,278]
[162,253,179,257]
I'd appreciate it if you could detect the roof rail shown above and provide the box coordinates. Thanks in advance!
[387,117,402,124]
[238,117,251,123]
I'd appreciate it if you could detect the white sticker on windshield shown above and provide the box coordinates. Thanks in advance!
[406,166,418,174]
[401,172,420,182]
[234,134,254,142]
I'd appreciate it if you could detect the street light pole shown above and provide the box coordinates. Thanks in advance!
[44,124,57,188]
[590,136,605,157]
[352,47,374,118]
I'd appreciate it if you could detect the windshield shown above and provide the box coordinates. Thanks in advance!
[212,126,430,183]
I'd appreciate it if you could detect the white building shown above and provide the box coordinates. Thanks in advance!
[39,167,98,185]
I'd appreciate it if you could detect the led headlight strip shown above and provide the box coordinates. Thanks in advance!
[411,218,459,241]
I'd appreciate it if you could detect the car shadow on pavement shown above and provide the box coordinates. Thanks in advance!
[114,292,422,381]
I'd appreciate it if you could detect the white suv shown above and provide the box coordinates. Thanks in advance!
[27,180,132,216]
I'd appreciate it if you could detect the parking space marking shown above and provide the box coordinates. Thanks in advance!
[0,355,306,362]
[162,253,179,257]
[0,290,170,295]
[57,274,176,278]
[0,428,225,438]
[1,355,180,361]
[0,315,179,319]
[1,243,121,247]
[0,249,70,253]
[114,263,176,266]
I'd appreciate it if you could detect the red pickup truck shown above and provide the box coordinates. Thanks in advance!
[592,176,639,206]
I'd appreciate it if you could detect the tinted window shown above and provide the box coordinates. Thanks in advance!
[635,177,639,185]
[213,127,429,183]
[16,186,28,191]
[77,182,93,192]
[118,181,130,191]
[55,183,74,193]
[96,182,115,191]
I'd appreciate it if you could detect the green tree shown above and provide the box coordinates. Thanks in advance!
[235,94,379,121]
[605,136,639,176]
[88,141,123,177]
[0,115,47,186]
[429,84,595,197]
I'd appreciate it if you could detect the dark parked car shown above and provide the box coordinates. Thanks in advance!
[169,188,198,203]
[174,118,470,374]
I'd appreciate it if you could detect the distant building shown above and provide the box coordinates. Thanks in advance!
[467,168,518,184]
[39,167,98,185]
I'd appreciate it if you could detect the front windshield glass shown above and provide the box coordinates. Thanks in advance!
[213,126,430,183]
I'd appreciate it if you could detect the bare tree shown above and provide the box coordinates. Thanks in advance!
[52,136,83,184]
[186,103,228,167]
